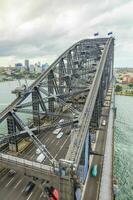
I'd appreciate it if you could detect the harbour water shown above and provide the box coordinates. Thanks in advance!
[0,81,133,199]
[114,95,133,200]
[0,80,33,135]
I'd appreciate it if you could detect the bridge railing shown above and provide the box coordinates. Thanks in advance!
[0,152,59,177]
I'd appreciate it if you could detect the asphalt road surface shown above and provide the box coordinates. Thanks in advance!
[0,124,71,200]
[83,91,112,200]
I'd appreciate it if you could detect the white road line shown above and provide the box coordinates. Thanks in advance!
[5,177,14,187]
[21,187,25,193]
[14,179,22,189]
[30,154,34,159]
[55,136,70,158]
[56,141,60,146]
[50,138,55,145]
[26,192,33,200]
[45,138,50,143]
[27,147,35,154]
[40,192,43,198]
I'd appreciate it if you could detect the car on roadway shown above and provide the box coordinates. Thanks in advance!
[24,181,35,195]
[53,128,62,135]
[36,153,45,163]
[56,132,64,139]
[59,119,64,123]
[91,164,98,177]
[8,169,16,177]
[102,119,106,126]
[36,144,46,155]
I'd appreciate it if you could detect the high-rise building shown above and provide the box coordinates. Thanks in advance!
[25,59,29,71]
[29,64,35,73]
[15,63,23,71]
[41,63,49,72]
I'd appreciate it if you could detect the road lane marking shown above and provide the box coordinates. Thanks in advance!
[40,192,43,198]
[54,136,70,158]
[26,192,33,200]
[50,138,55,145]
[45,138,50,143]
[14,179,23,189]
[21,187,25,193]
[56,141,60,146]
[30,154,35,159]
[5,177,14,187]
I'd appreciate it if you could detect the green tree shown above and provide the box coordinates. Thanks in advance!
[128,83,133,88]
[115,85,122,92]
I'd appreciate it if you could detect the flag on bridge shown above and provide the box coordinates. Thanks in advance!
[107,32,113,36]
[94,32,99,36]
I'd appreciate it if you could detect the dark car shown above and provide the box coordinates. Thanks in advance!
[8,169,16,177]
[24,181,35,195]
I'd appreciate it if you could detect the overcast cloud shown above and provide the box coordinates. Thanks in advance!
[0,0,133,67]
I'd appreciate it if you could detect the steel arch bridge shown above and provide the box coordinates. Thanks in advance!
[0,37,114,200]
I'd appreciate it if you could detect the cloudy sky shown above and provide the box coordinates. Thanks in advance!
[0,0,133,67]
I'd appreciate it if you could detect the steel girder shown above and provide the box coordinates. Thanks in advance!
[66,37,114,167]
[0,37,114,165]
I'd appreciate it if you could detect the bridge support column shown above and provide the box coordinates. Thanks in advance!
[7,114,18,152]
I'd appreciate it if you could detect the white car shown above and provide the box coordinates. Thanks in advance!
[102,120,106,126]
[53,128,62,135]
[36,145,46,155]
[59,119,64,123]
[56,132,64,139]
[36,153,45,163]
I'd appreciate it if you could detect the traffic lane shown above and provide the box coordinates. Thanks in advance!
[29,187,43,200]
[22,132,49,159]
[34,132,70,165]
[83,108,109,199]
[50,135,68,157]
[7,174,38,200]
[0,169,37,200]
[12,176,35,200]
[0,129,69,199]
[30,132,69,163]
[3,179,24,200]
[56,136,70,160]
[21,131,53,160]
[84,142,104,200]
[0,174,24,200]
[0,126,71,199]
[24,132,59,162]
[18,187,36,200]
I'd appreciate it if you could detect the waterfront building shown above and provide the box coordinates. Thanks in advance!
[122,74,133,84]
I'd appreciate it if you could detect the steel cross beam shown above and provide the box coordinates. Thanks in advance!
[11,111,57,165]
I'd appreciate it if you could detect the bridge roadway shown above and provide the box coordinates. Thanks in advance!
[83,88,113,200]
[0,90,114,200]
[0,124,71,200]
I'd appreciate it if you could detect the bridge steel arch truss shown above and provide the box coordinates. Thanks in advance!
[0,37,114,200]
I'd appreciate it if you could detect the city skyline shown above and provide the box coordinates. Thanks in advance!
[0,0,133,67]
